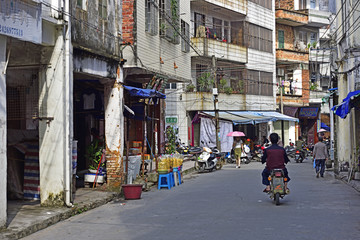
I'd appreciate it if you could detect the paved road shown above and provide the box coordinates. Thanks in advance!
[23,159,360,240]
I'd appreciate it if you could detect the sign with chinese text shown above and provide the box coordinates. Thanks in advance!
[0,0,42,44]
[165,116,178,124]
[298,107,319,118]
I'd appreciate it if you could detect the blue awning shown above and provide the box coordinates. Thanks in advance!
[331,90,360,119]
[201,111,298,125]
[124,86,166,99]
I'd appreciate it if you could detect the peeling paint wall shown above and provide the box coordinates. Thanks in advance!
[71,1,120,58]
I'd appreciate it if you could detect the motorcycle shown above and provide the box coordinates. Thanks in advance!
[266,169,289,205]
[196,146,224,172]
[294,149,305,163]
[285,145,296,158]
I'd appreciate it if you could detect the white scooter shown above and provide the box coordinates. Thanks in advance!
[196,146,219,173]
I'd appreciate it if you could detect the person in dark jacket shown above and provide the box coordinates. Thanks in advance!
[261,133,290,193]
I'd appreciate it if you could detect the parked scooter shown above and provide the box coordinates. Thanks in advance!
[266,169,289,205]
[197,146,219,172]
[285,145,296,158]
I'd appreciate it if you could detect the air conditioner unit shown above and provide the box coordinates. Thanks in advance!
[277,68,285,76]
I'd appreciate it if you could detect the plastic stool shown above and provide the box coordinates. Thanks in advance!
[173,168,179,186]
[158,173,171,190]
[169,171,175,187]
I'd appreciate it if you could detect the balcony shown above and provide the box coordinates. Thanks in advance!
[302,9,331,27]
[275,9,308,26]
[309,48,331,63]
[191,0,247,16]
[276,49,309,64]
[191,37,247,63]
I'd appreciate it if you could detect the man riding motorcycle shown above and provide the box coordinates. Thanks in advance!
[295,136,306,160]
[261,133,290,193]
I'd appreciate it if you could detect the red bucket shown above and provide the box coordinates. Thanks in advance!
[122,184,143,200]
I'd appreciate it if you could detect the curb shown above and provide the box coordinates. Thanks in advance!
[1,193,119,240]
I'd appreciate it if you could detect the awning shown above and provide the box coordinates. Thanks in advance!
[124,86,166,99]
[201,111,298,125]
[331,90,360,119]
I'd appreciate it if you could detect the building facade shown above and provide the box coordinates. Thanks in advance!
[165,0,277,149]
[275,0,331,146]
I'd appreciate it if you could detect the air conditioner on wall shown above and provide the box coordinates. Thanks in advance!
[277,68,285,76]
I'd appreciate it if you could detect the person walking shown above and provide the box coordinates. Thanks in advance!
[233,137,243,168]
[312,136,329,178]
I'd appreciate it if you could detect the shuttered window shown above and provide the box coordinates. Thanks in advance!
[278,30,284,49]
[145,0,158,36]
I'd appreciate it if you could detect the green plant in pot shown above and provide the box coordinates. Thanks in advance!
[85,139,105,172]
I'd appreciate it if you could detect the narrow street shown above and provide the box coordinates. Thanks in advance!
[23,159,360,240]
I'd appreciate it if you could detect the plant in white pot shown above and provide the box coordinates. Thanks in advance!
[84,139,106,186]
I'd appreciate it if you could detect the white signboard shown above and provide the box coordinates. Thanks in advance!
[0,0,42,44]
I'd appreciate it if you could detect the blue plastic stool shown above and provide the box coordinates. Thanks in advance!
[158,173,171,190]
[169,171,175,187]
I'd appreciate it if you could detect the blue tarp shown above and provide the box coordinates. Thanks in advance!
[321,122,330,131]
[331,90,360,119]
[124,86,166,99]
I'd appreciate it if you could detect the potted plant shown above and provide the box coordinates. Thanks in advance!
[185,83,195,92]
[84,139,106,186]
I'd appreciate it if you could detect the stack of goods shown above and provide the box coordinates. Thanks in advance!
[129,141,142,155]
[157,154,184,174]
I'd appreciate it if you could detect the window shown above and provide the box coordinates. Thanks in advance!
[181,20,190,52]
[165,83,177,89]
[278,30,284,49]
[310,0,316,9]
[213,18,222,40]
[194,12,205,37]
[248,23,273,53]
[145,0,158,35]
[299,0,307,9]
[224,21,229,42]
[98,0,107,20]
[245,70,273,96]
[299,31,307,45]
[248,0,272,10]
[310,32,317,45]
[159,0,180,44]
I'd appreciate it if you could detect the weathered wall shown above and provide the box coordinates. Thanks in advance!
[71,0,119,57]
[0,35,7,228]
[276,24,295,49]
[38,29,69,206]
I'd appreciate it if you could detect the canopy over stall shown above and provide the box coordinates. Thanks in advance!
[201,111,298,124]
[331,90,360,119]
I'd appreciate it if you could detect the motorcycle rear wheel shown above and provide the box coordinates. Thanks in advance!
[216,161,223,170]
[275,193,280,205]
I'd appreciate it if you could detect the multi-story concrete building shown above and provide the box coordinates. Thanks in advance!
[166,0,281,150]
[121,0,192,155]
[331,0,360,176]
[1,0,126,228]
[275,0,331,146]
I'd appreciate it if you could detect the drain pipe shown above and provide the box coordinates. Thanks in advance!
[63,0,73,208]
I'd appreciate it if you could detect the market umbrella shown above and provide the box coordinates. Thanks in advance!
[226,131,245,137]
[318,128,328,133]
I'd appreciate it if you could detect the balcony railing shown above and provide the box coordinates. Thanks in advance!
[275,9,308,26]
[191,37,247,63]
[191,0,247,16]
[309,48,331,63]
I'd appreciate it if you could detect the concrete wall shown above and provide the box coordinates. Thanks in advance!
[38,27,70,206]
[136,0,192,81]
[0,35,7,228]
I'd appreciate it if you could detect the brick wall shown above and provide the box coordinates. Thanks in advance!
[275,0,295,10]
[302,69,310,104]
[122,0,135,44]
[276,24,294,49]
[106,152,124,188]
